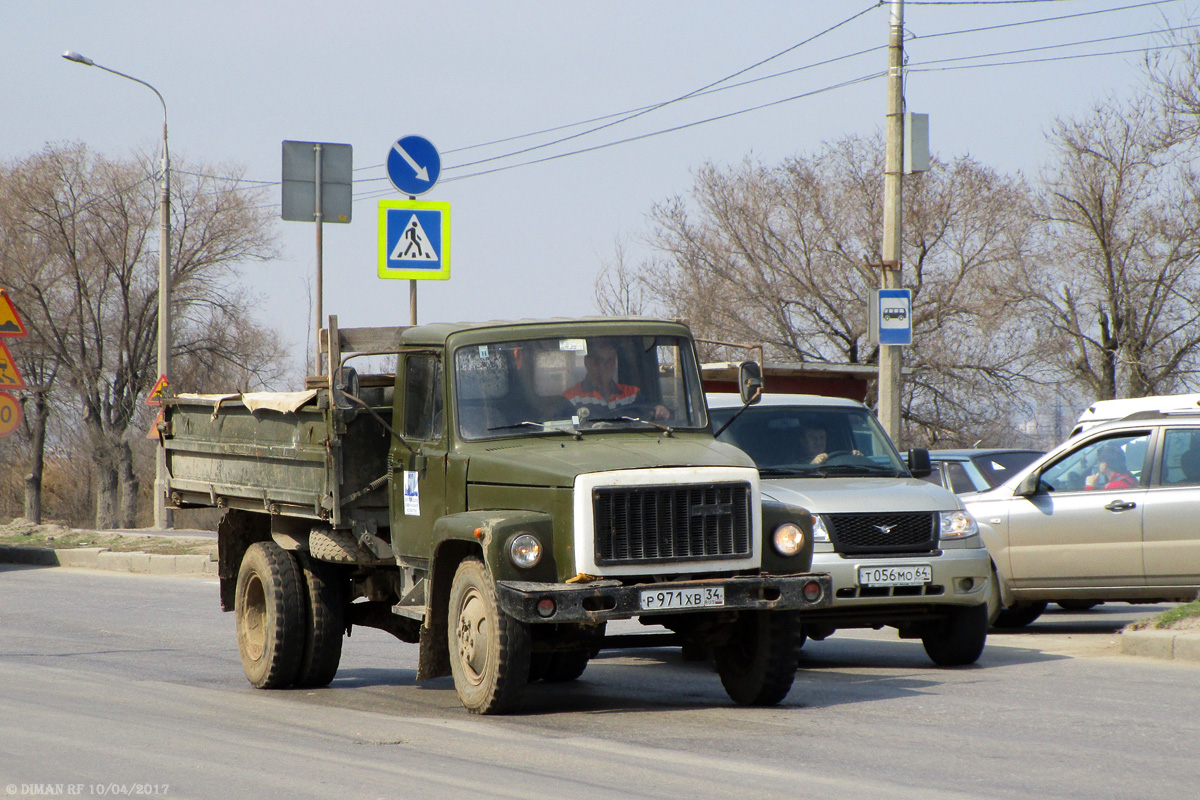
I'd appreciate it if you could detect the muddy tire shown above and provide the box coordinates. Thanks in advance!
[993,600,1047,628]
[448,558,531,714]
[294,552,346,688]
[714,611,802,706]
[235,541,306,689]
[922,603,989,666]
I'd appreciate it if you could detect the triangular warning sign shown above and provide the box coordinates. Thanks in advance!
[146,375,169,406]
[389,215,438,261]
[0,342,26,390]
[0,290,28,338]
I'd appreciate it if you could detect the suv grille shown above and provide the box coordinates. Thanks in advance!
[593,483,752,565]
[826,512,938,555]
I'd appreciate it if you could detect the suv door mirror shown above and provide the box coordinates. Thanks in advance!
[1015,472,1042,497]
[738,361,763,406]
[907,447,932,478]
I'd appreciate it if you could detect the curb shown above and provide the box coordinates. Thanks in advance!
[0,544,217,577]
[1120,628,1200,662]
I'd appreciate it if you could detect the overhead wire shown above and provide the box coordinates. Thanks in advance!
[240,0,1192,208]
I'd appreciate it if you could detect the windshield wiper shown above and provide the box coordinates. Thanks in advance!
[487,421,582,439]
[758,467,811,477]
[811,463,901,477]
[587,416,675,436]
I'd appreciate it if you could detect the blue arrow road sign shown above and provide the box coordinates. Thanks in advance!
[386,135,441,196]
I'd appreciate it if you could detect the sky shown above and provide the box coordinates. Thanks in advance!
[3,1,1196,378]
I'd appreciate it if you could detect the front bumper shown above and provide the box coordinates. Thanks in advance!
[495,572,832,624]
[798,547,991,626]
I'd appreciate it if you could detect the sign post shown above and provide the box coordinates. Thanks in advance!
[282,140,353,374]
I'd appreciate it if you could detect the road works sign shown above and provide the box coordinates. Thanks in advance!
[378,200,451,280]
[0,342,25,391]
[146,375,169,406]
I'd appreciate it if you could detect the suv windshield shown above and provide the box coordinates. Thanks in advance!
[710,404,908,477]
[454,334,708,440]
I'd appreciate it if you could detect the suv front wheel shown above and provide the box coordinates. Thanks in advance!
[921,603,989,666]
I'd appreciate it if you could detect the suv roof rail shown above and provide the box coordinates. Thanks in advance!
[1120,408,1200,422]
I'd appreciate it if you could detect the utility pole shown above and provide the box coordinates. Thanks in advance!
[878,0,905,442]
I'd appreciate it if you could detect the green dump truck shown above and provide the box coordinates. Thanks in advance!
[162,316,830,714]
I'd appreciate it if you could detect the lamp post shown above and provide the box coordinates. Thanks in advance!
[63,50,172,529]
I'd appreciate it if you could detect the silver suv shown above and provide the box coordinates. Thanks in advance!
[965,409,1200,627]
[708,393,992,666]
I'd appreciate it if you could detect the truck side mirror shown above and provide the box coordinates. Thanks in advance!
[907,447,932,478]
[333,366,360,411]
[738,361,763,406]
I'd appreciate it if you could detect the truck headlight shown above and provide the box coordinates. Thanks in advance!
[772,523,805,556]
[811,515,831,543]
[940,510,979,539]
[507,533,543,568]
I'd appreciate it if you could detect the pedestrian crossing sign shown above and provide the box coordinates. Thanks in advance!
[378,200,451,280]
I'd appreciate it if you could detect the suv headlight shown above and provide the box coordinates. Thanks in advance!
[940,509,979,539]
[812,515,831,543]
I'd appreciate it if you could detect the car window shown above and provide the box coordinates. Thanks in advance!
[944,461,977,494]
[918,463,945,487]
[1038,432,1151,493]
[1161,428,1200,486]
[970,452,1041,489]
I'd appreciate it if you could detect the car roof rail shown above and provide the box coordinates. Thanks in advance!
[1120,408,1200,422]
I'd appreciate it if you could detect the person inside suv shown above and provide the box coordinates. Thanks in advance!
[1085,442,1136,490]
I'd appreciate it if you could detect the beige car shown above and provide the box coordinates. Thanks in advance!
[965,410,1200,627]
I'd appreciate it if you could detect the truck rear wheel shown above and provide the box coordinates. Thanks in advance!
[235,541,306,689]
[714,611,802,706]
[448,557,531,714]
[294,553,345,688]
[921,603,988,666]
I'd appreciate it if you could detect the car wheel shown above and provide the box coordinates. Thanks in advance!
[993,600,1047,628]
[921,603,989,666]
[1056,600,1101,611]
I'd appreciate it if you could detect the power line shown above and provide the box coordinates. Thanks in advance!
[913,22,1200,66]
[909,36,1194,71]
[915,0,1186,39]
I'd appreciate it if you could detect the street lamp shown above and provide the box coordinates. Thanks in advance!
[63,50,172,530]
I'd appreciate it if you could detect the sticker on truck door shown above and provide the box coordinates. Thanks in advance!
[403,471,420,516]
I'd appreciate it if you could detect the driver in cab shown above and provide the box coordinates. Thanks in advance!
[562,339,669,420]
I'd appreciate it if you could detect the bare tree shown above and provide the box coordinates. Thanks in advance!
[0,142,283,528]
[998,95,1200,403]
[600,135,1044,447]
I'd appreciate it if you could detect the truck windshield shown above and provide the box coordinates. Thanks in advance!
[710,404,908,477]
[454,335,708,440]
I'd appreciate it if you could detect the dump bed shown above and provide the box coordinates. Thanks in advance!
[162,386,393,529]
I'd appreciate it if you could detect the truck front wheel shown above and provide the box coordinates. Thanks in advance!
[714,611,802,706]
[448,557,531,714]
[235,541,306,689]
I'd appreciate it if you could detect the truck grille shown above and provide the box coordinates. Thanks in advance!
[826,512,938,555]
[593,483,752,565]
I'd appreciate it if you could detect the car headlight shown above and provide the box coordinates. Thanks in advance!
[811,515,831,543]
[940,509,979,539]
[507,533,542,568]
[772,522,806,556]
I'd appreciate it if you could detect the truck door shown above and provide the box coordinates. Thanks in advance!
[391,352,447,559]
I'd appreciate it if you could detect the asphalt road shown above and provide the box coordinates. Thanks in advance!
[1,564,1195,800]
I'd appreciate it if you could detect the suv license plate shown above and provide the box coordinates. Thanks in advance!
[640,586,725,610]
[858,565,932,587]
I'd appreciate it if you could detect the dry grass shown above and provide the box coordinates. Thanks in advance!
[0,518,217,557]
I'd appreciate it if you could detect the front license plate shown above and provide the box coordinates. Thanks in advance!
[858,564,932,587]
[640,586,725,610]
